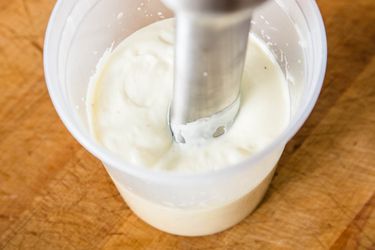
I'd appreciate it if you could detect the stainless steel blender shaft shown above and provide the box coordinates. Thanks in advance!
[163,0,265,143]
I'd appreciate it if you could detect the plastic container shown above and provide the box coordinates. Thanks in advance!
[44,0,327,236]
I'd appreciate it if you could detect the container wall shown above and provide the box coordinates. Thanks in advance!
[105,145,284,208]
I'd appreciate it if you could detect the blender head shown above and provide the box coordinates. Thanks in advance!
[164,0,266,144]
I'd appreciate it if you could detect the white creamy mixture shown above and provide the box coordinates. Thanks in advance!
[87,18,291,236]
[87,19,290,173]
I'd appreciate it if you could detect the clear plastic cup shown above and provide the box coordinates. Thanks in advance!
[44,0,327,236]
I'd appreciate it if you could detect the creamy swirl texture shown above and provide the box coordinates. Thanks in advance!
[87,19,290,172]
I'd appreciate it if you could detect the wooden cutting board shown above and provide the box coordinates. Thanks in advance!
[0,0,374,249]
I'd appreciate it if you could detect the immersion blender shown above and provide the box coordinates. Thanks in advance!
[162,0,266,144]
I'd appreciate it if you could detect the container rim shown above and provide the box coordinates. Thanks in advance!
[44,0,327,183]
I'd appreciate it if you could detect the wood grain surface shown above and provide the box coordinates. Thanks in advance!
[0,0,374,249]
